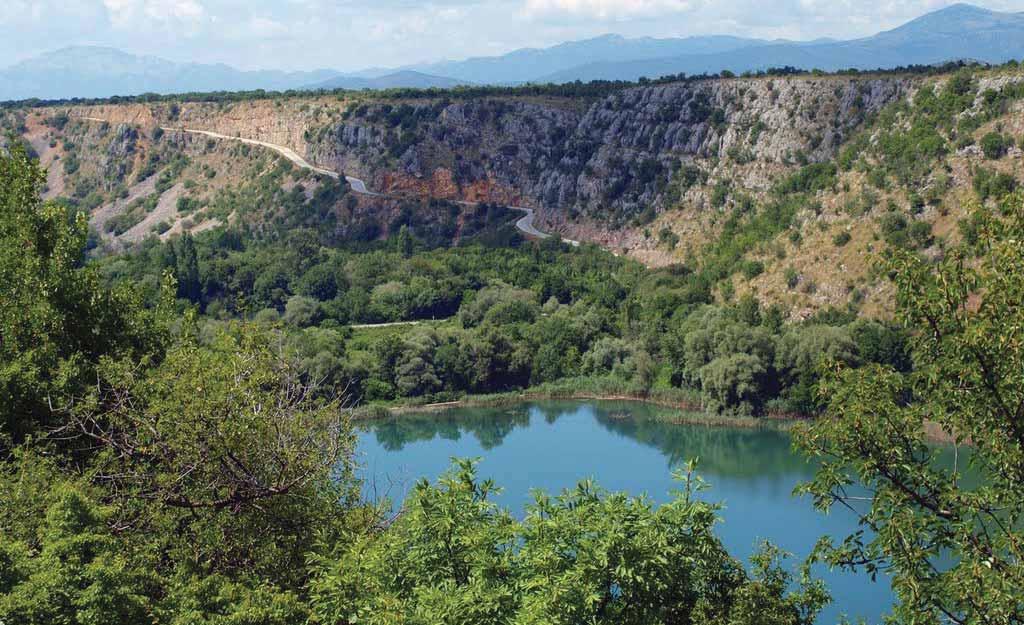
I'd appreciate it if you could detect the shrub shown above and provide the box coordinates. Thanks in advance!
[775,163,837,195]
[908,220,934,248]
[658,227,680,250]
[833,231,852,247]
[176,196,200,214]
[710,181,730,208]
[980,132,1010,159]
[879,212,910,248]
[785,267,799,289]
[973,167,1017,201]
[740,260,765,279]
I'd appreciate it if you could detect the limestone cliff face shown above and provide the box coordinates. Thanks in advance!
[61,75,915,243]
[70,97,349,158]
[307,76,914,230]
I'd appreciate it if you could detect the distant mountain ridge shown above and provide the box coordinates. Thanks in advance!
[0,46,340,101]
[310,71,470,91]
[531,3,1024,83]
[3,3,1023,101]
[398,34,774,85]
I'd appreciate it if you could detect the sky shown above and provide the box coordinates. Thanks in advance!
[2,0,1023,72]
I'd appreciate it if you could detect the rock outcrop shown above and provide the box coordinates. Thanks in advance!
[308,76,914,231]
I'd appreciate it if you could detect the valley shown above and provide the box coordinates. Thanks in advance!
[4,4,1024,623]
[8,62,1023,317]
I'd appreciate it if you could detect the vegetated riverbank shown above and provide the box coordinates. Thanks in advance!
[351,375,967,444]
[350,376,804,431]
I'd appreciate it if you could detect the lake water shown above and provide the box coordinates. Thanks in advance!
[356,400,894,624]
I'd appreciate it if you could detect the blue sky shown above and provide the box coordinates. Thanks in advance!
[3,0,1023,71]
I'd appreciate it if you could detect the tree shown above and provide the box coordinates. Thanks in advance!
[796,193,1024,624]
[308,460,828,625]
[0,144,168,446]
[283,294,321,327]
[175,232,201,303]
[396,224,415,259]
[0,487,153,624]
[774,324,857,413]
[699,353,767,415]
[69,322,356,584]
[980,131,1009,160]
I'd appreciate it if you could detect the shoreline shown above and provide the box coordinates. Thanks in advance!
[352,390,807,431]
[353,390,965,444]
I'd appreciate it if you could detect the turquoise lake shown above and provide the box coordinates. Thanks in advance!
[355,400,894,624]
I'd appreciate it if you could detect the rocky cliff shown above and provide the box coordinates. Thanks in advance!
[62,75,914,240]
[11,65,1024,317]
[306,76,913,235]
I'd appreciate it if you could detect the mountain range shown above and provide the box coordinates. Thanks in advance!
[0,47,342,101]
[2,3,1022,102]
[311,71,469,91]
[531,3,1024,83]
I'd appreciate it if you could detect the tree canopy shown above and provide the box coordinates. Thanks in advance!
[797,192,1024,624]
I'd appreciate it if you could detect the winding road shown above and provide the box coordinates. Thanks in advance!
[78,117,577,245]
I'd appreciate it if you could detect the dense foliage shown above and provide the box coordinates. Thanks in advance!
[5,69,1024,622]
[797,192,1024,624]
[0,144,168,445]
[308,460,827,625]
[96,214,910,415]
[0,128,833,625]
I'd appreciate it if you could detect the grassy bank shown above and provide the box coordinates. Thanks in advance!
[350,376,799,431]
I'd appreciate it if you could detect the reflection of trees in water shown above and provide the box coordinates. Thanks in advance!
[593,412,811,479]
[364,401,816,479]
[367,405,532,451]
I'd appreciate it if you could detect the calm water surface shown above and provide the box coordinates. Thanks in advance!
[356,400,893,624]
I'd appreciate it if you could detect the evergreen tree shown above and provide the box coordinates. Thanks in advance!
[175,233,201,303]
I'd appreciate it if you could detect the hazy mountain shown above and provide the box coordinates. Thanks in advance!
[0,47,341,101]
[534,4,1024,83]
[399,34,770,85]
[4,3,1022,101]
[310,70,469,91]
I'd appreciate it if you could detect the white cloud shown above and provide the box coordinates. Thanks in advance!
[102,0,206,27]
[523,0,700,19]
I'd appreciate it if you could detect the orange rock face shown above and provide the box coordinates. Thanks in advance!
[380,168,524,207]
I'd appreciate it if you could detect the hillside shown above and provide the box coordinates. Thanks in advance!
[5,62,1023,319]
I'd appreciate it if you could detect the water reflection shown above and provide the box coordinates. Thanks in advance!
[356,400,980,625]
[357,401,879,623]
[363,401,809,479]
[369,404,531,451]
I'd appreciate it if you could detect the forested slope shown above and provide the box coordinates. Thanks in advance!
[4,63,1023,319]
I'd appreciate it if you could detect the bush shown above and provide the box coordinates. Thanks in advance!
[832,231,852,247]
[980,132,1010,159]
[785,267,799,289]
[710,181,730,207]
[283,295,322,328]
[658,227,680,250]
[176,196,200,214]
[740,260,765,279]
[775,163,837,195]
[908,220,933,248]
[879,212,910,249]
[973,167,1017,201]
